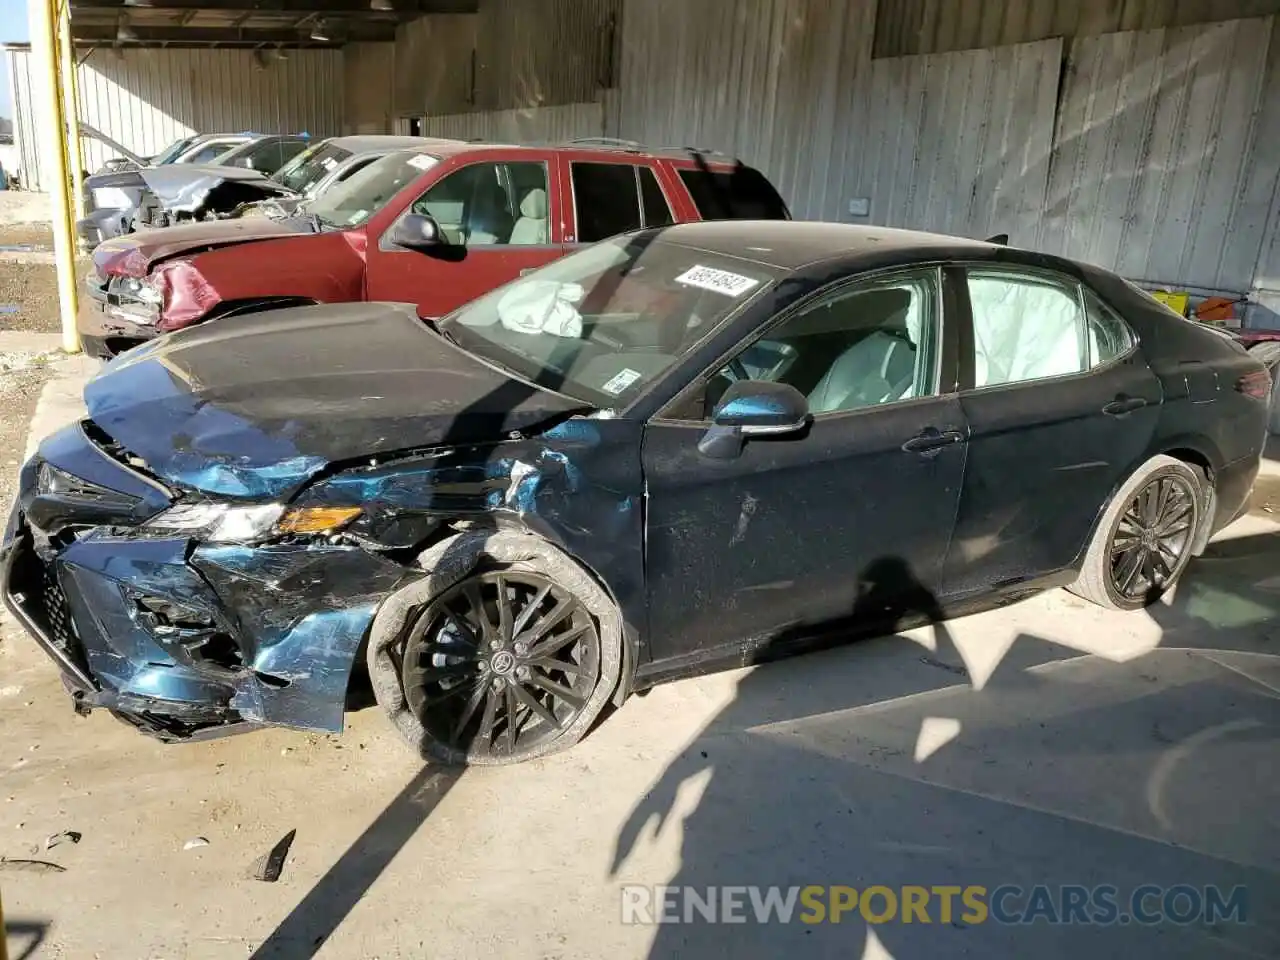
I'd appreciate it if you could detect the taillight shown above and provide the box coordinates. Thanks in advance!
[1235,369,1272,400]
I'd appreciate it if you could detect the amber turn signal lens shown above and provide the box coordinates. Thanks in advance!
[276,506,362,534]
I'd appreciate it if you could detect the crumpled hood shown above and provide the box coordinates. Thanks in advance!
[83,302,584,500]
[134,164,294,208]
[92,215,312,277]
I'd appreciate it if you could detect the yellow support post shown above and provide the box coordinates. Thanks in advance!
[57,2,86,224]
[27,0,81,354]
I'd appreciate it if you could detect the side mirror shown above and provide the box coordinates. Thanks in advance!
[698,380,810,459]
[392,213,441,249]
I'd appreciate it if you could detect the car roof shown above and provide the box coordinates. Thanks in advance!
[649,220,999,270]
[404,139,748,167]
[324,135,455,152]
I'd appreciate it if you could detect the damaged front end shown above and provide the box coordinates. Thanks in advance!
[3,421,412,741]
[80,165,296,247]
[7,303,645,744]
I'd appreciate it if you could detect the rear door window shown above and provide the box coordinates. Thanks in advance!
[639,167,674,227]
[677,165,790,220]
[571,162,642,242]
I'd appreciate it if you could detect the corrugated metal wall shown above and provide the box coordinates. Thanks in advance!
[1039,17,1280,297]
[616,0,878,221]
[843,39,1061,245]
[391,0,621,118]
[10,46,343,190]
[473,0,621,110]
[393,14,477,118]
[7,50,40,189]
[344,42,397,134]
[415,101,605,142]
[874,0,1280,57]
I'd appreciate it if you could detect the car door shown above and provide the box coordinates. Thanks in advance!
[641,266,968,664]
[366,155,563,319]
[943,265,1162,597]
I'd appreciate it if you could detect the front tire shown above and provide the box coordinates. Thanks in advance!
[1068,455,1204,611]
[367,531,623,766]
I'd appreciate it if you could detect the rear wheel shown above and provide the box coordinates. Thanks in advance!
[1068,456,1203,611]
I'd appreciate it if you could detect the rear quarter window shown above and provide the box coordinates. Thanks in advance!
[677,166,790,221]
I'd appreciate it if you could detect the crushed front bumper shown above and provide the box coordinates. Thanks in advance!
[3,422,411,741]
[76,287,156,361]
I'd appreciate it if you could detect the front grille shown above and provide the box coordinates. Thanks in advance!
[39,561,77,656]
[8,540,90,678]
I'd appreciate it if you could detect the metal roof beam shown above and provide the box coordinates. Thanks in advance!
[73,22,398,42]
[72,0,478,13]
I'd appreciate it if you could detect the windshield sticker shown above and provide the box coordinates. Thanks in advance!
[321,157,338,171]
[406,154,435,171]
[601,369,643,396]
[674,265,761,298]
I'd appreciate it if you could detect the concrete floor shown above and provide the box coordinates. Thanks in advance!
[1,360,1278,960]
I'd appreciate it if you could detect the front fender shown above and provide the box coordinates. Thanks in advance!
[156,230,367,332]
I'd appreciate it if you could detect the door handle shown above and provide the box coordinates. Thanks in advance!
[519,267,537,276]
[902,428,964,454]
[1102,396,1148,417]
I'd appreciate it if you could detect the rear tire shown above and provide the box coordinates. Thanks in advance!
[1067,455,1204,611]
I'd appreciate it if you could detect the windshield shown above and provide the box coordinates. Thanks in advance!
[307,150,439,228]
[151,137,194,166]
[272,142,353,194]
[441,235,780,406]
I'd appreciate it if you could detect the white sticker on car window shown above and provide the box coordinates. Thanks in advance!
[321,157,338,171]
[406,154,435,171]
[601,368,643,395]
[675,265,760,297]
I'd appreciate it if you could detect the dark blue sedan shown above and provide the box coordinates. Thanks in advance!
[4,221,1269,764]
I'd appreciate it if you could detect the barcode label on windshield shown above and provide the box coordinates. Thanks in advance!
[675,265,760,298]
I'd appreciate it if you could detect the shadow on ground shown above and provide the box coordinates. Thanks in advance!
[2,918,50,960]
[608,537,1280,959]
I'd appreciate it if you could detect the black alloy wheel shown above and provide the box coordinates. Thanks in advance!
[399,569,602,762]
[1108,473,1197,603]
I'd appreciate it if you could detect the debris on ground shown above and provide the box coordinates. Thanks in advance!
[183,837,210,850]
[0,856,66,874]
[919,655,968,677]
[250,828,297,882]
[44,830,81,850]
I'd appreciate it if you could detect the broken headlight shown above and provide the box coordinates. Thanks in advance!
[144,502,360,543]
[106,275,163,325]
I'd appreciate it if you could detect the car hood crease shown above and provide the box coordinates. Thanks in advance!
[82,302,586,499]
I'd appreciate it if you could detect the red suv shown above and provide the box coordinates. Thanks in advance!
[80,139,791,358]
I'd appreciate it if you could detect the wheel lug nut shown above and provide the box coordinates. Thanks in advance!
[516,666,530,679]
[492,677,504,690]
[514,643,527,656]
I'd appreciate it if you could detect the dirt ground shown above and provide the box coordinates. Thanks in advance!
[0,224,61,336]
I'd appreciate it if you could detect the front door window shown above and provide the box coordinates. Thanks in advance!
[411,161,550,247]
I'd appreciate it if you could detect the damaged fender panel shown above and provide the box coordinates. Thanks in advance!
[296,417,648,644]
[153,229,367,331]
[193,543,414,731]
